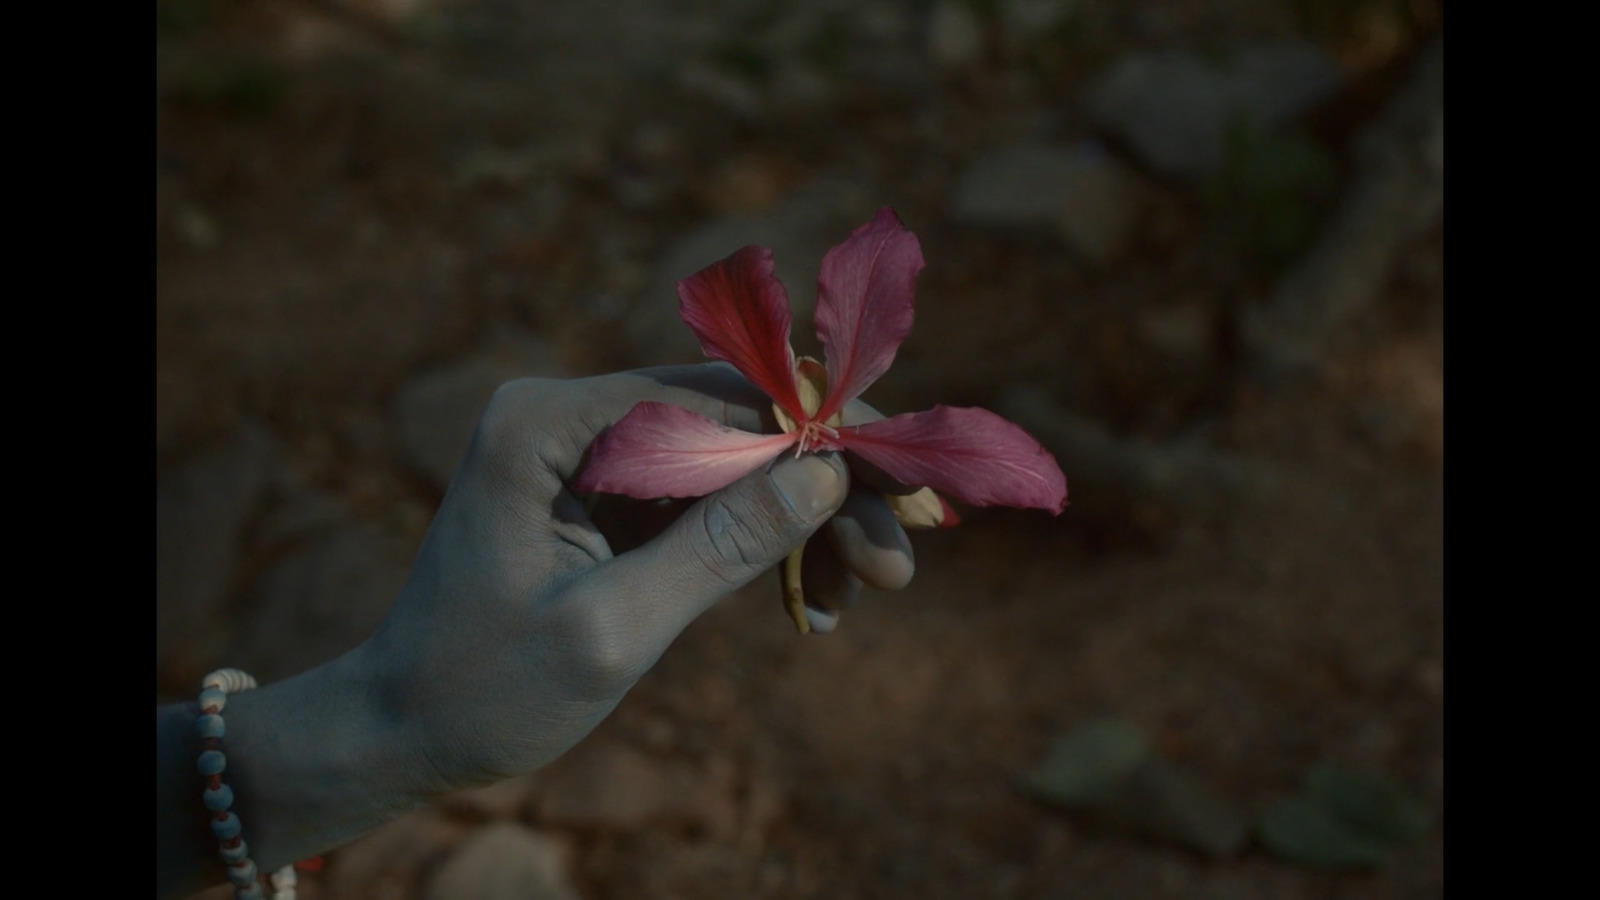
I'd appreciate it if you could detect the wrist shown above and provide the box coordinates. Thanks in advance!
[219,641,431,872]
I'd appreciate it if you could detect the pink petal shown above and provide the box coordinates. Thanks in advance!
[814,207,925,421]
[838,406,1067,513]
[573,401,799,499]
[677,246,805,421]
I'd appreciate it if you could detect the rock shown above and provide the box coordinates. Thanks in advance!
[231,523,413,682]
[156,424,278,684]
[927,0,986,70]
[536,740,740,840]
[632,176,875,366]
[948,140,1146,263]
[951,141,1074,225]
[422,824,577,900]
[1084,43,1344,179]
[393,331,567,488]
[328,808,467,896]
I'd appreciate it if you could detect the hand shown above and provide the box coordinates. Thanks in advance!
[157,363,917,896]
[370,362,916,790]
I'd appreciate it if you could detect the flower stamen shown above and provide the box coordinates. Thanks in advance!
[792,419,840,456]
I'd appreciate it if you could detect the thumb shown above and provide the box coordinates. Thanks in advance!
[577,452,849,639]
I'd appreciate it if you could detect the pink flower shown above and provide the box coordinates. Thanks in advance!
[574,207,1067,519]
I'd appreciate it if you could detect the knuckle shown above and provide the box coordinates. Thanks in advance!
[478,378,559,450]
[694,495,775,586]
[469,378,584,479]
[547,603,648,700]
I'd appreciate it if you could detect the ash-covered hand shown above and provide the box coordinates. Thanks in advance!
[156,363,917,898]
[372,362,915,790]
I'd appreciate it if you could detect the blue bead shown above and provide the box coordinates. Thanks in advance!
[226,859,258,888]
[203,783,234,811]
[237,885,265,900]
[219,839,250,864]
[210,811,242,841]
[196,714,225,739]
[197,750,226,776]
[198,687,227,712]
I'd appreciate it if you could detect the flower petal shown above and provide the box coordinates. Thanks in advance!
[838,406,1067,513]
[814,207,925,420]
[573,401,799,499]
[677,246,805,420]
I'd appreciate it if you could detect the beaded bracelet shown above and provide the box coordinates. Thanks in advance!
[198,668,297,900]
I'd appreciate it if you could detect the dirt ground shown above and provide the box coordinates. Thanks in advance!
[157,2,1443,897]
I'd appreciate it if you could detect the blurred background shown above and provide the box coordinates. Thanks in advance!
[156,0,1443,897]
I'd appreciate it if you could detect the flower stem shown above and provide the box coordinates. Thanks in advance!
[781,540,810,634]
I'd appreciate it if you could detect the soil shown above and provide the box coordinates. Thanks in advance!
[158,2,1443,897]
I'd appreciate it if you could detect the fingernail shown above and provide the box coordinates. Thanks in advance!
[803,605,839,634]
[770,454,846,523]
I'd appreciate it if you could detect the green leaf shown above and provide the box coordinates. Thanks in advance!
[1258,795,1394,869]
[1304,766,1431,845]
[1023,720,1149,809]
[1205,121,1337,270]
[1257,766,1431,869]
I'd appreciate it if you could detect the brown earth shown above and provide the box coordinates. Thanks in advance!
[159,2,1443,897]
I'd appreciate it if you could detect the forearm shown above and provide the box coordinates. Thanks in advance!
[156,644,431,898]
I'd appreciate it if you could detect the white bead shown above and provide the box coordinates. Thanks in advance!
[219,839,251,864]
[210,811,242,841]
[203,783,234,812]
[226,859,259,888]
[269,865,297,890]
[199,687,227,713]
[202,668,259,693]
[197,750,226,776]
